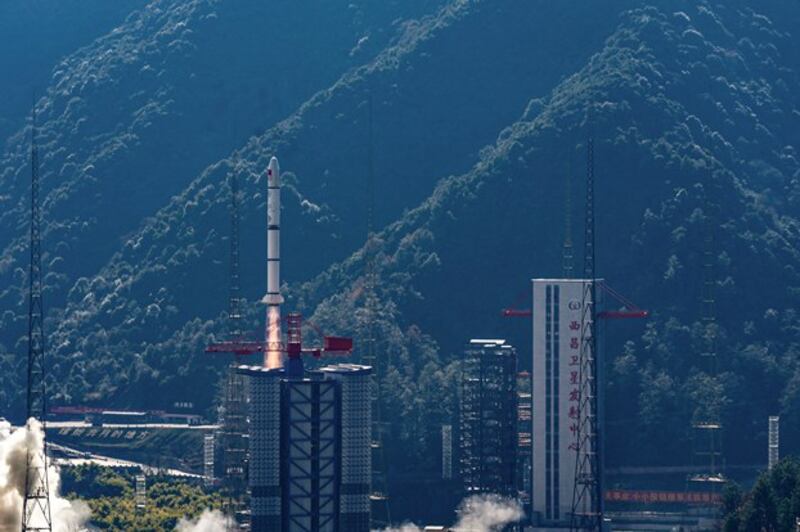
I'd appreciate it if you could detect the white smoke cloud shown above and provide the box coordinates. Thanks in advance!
[175,509,233,532]
[377,494,523,532]
[0,418,91,531]
[454,494,524,531]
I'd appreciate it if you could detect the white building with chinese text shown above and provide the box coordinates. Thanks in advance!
[531,279,595,527]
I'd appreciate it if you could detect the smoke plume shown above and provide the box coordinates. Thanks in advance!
[454,494,524,531]
[175,509,233,531]
[377,494,523,532]
[0,418,90,531]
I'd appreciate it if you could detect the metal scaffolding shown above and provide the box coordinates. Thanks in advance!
[363,92,391,528]
[571,131,603,531]
[460,339,517,497]
[135,474,147,513]
[221,366,248,493]
[689,173,725,488]
[204,433,216,488]
[769,416,779,470]
[23,104,53,532]
[517,372,532,514]
[442,425,453,480]
[563,161,574,279]
[220,161,249,498]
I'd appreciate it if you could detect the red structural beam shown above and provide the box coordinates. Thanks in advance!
[501,281,649,320]
[501,309,533,318]
[323,336,353,352]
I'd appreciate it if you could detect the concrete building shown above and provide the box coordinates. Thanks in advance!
[239,363,372,532]
[320,364,372,531]
[459,339,517,498]
[531,279,595,527]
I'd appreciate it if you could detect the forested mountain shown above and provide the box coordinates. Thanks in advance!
[0,0,147,143]
[0,0,446,352]
[2,0,800,480]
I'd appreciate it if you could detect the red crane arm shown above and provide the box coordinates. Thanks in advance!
[206,315,354,359]
[501,281,648,320]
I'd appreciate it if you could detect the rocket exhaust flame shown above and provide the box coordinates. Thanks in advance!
[265,306,282,369]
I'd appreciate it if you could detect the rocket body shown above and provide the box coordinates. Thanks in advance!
[263,156,283,368]
[263,157,283,306]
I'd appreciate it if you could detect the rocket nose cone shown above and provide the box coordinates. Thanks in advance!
[267,156,280,186]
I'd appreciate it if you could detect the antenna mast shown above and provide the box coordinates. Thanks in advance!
[688,172,724,487]
[23,102,53,532]
[228,160,242,338]
[563,161,574,278]
[221,160,248,521]
[364,93,391,528]
[570,123,602,531]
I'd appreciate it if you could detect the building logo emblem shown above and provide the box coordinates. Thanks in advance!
[568,299,582,311]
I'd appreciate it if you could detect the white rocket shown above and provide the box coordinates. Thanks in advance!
[262,156,283,368]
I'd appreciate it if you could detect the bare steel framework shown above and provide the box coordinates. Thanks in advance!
[570,133,603,531]
[363,92,391,528]
[228,159,243,339]
[220,163,248,532]
[459,341,517,497]
[563,161,574,279]
[223,163,248,494]
[689,173,725,487]
[23,105,53,532]
[768,416,779,471]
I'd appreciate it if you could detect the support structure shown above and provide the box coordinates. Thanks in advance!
[229,160,243,339]
[135,474,147,513]
[442,425,453,480]
[240,356,369,532]
[689,173,724,488]
[363,93,391,527]
[23,105,53,532]
[570,133,602,531]
[460,339,517,497]
[768,416,779,470]
[204,433,215,488]
[563,162,574,279]
[517,372,532,515]
[221,165,248,497]
[282,377,339,530]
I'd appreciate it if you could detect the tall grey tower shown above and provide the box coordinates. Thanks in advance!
[240,363,371,532]
[459,339,517,497]
[23,105,53,532]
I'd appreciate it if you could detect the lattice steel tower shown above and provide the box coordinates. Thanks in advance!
[689,173,724,487]
[363,93,391,527]
[221,161,248,503]
[23,105,53,532]
[570,133,602,531]
[563,161,574,279]
[228,159,243,339]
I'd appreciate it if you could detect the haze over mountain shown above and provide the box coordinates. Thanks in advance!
[0,0,147,143]
[2,0,800,482]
